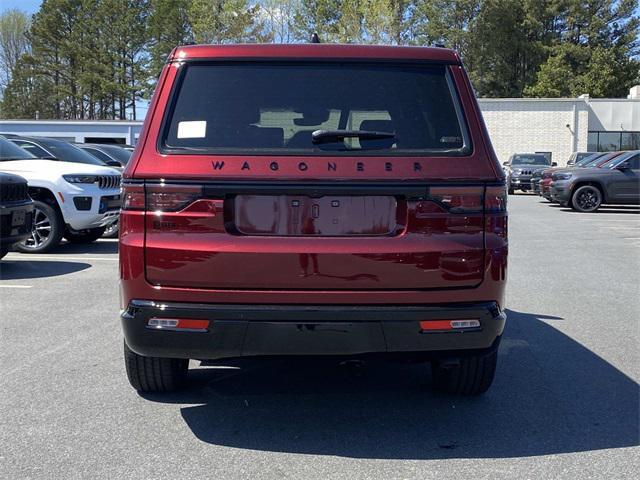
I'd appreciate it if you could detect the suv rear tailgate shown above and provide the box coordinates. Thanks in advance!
[144,182,485,290]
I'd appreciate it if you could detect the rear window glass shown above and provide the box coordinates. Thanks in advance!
[162,62,469,156]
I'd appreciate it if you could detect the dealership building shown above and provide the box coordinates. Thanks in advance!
[1,87,639,166]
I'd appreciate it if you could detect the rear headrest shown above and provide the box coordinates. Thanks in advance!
[294,107,331,126]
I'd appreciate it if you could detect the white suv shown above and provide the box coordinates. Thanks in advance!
[0,137,121,252]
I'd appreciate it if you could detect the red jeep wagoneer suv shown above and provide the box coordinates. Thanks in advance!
[120,44,508,396]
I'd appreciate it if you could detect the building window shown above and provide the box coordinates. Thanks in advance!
[621,132,640,150]
[588,131,640,152]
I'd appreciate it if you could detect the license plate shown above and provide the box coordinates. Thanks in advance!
[234,195,397,236]
[11,210,26,227]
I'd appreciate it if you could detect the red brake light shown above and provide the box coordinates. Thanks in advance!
[146,184,203,212]
[428,186,483,213]
[485,186,507,213]
[122,185,145,210]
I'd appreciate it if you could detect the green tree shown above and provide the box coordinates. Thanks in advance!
[147,0,191,80]
[0,53,55,118]
[525,0,639,97]
[189,0,270,44]
[0,9,31,97]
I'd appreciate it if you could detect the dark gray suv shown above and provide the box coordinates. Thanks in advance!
[504,153,555,194]
[550,151,640,212]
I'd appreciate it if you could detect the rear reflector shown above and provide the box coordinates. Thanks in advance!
[147,318,210,331]
[420,319,480,331]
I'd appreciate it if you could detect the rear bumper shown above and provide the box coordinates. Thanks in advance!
[122,300,506,360]
[0,201,34,248]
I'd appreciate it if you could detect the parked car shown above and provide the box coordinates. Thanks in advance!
[0,136,121,252]
[79,143,132,167]
[566,151,599,167]
[9,136,122,168]
[0,171,34,259]
[78,143,130,238]
[119,44,508,396]
[504,153,555,194]
[550,151,640,211]
[539,152,615,201]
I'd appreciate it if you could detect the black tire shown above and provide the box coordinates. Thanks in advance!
[15,200,64,253]
[124,341,188,392]
[508,188,514,195]
[431,350,497,395]
[0,248,8,259]
[102,220,119,238]
[571,185,602,213]
[64,226,106,244]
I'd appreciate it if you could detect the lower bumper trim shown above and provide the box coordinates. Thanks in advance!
[122,301,506,360]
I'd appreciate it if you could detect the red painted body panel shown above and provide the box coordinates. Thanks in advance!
[120,44,507,312]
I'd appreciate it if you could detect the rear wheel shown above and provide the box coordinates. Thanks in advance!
[0,248,8,259]
[15,200,64,253]
[431,350,497,395]
[64,226,106,244]
[124,341,188,392]
[508,188,514,195]
[571,185,602,212]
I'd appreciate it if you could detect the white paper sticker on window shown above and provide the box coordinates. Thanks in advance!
[177,121,207,139]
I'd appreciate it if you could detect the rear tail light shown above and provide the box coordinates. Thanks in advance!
[419,319,481,332]
[485,186,507,213]
[147,318,210,331]
[122,184,145,210]
[427,186,483,213]
[146,184,202,212]
[121,184,202,212]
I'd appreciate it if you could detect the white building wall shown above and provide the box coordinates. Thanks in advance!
[477,99,589,166]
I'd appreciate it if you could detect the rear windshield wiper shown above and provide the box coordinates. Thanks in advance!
[312,129,396,145]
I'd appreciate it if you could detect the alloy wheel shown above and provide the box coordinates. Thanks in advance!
[23,207,52,249]
[575,187,601,212]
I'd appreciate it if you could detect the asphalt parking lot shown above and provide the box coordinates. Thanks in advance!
[1,195,639,479]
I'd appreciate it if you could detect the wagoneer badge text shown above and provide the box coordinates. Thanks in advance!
[212,161,425,172]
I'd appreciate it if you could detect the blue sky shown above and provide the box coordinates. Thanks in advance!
[2,0,42,14]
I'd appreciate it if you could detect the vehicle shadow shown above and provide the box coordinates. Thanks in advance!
[559,206,640,215]
[140,309,639,459]
[0,259,91,279]
[57,239,119,254]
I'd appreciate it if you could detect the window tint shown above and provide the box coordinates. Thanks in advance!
[33,139,105,165]
[625,154,640,169]
[83,147,113,163]
[0,137,36,160]
[101,145,132,164]
[511,154,549,166]
[11,140,49,158]
[163,63,468,155]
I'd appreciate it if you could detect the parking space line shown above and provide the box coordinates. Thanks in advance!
[0,285,32,289]
[3,256,118,262]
